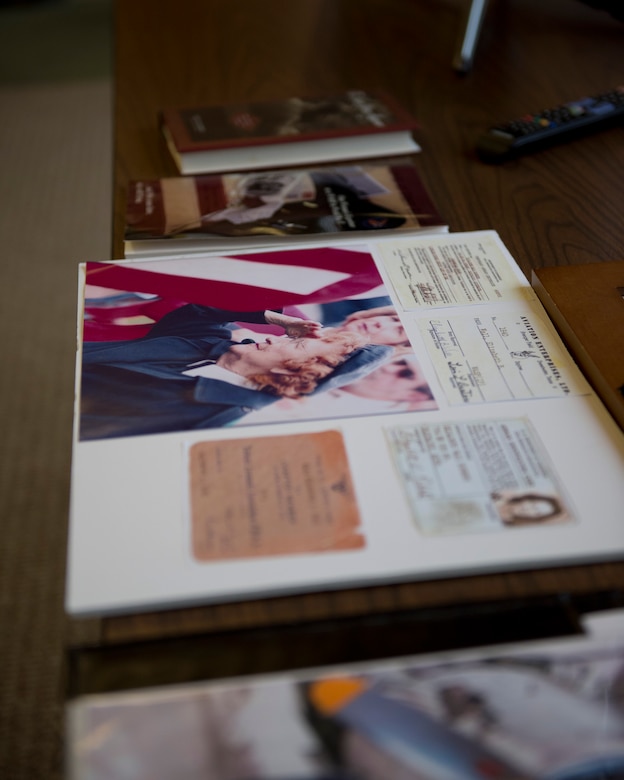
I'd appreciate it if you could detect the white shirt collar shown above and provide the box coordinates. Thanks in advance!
[182,362,258,390]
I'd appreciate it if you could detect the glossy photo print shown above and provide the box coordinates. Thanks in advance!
[78,245,437,441]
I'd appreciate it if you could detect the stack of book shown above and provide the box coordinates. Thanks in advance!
[125,90,446,256]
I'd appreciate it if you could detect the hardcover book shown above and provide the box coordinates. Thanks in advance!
[532,261,624,431]
[160,90,421,174]
[66,231,624,616]
[68,629,624,779]
[124,161,447,256]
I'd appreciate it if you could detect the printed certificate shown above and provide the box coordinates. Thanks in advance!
[420,310,585,404]
[386,418,573,536]
[380,233,529,309]
[187,430,364,560]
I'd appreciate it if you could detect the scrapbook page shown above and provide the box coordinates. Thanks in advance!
[66,231,624,615]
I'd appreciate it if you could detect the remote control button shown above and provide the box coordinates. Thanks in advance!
[477,86,624,162]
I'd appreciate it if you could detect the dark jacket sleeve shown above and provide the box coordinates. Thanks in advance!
[145,304,271,339]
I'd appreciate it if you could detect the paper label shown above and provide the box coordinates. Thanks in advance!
[188,430,364,560]
[421,311,582,404]
[386,418,573,535]
[380,233,526,309]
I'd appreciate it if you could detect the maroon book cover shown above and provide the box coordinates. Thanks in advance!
[125,162,445,243]
[161,91,419,154]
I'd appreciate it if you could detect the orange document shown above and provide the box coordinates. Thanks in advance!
[188,431,364,560]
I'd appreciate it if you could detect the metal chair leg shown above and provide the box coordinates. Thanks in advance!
[453,0,490,72]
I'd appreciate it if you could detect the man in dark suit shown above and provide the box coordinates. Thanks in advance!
[80,303,390,441]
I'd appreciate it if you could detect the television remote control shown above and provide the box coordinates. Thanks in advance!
[477,86,624,162]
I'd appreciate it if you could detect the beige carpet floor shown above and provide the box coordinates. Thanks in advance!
[0,4,113,773]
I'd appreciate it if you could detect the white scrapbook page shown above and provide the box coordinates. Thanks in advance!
[66,231,624,615]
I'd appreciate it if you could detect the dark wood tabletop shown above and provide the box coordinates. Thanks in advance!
[73,0,624,691]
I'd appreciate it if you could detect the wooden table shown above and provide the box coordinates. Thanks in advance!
[70,0,624,693]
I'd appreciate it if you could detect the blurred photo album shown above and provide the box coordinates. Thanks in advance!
[66,230,624,615]
[68,625,624,779]
[123,160,448,256]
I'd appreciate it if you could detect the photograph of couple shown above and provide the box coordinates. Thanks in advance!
[79,244,437,441]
